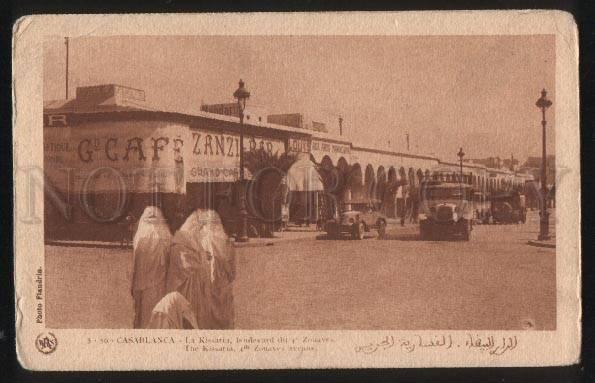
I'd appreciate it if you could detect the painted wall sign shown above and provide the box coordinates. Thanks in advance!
[310,139,352,164]
[43,118,288,194]
[311,140,350,155]
[185,129,285,183]
[287,137,311,154]
[44,114,68,127]
[44,120,187,193]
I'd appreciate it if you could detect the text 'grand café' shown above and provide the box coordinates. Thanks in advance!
[43,84,532,241]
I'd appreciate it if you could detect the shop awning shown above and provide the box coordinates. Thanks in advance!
[286,156,325,192]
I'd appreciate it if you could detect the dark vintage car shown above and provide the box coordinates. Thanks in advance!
[418,181,474,241]
[490,191,527,224]
[325,200,387,240]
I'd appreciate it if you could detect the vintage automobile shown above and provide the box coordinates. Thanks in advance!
[325,199,387,240]
[490,191,527,224]
[418,181,474,241]
[472,191,491,224]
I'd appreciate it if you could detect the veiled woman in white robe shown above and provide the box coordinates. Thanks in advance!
[147,291,198,329]
[132,206,171,328]
[166,209,236,329]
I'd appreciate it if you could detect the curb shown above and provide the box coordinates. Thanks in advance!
[527,240,556,249]
[232,240,275,248]
[47,239,283,249]
[45,241,132,250]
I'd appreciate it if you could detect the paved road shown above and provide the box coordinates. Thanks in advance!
[45,210,555,330]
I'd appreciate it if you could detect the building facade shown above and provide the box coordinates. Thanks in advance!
[44,84,533,241]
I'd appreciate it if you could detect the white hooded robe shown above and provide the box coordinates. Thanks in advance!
[132,206,171,328]
[166,209,236,329]
[147,291,199,329]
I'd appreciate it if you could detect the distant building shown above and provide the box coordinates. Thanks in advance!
[522,155,555,169]
[200,102,269,123]
[267,113,303,128]
[466,157,503,169]
[311,121,328,133]
[466,156,521,171]
[200,102,239,117]
[520,155,555,186]
[267,113,327,132]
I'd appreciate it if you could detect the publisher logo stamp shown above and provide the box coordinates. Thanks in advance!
[35,332,57,354]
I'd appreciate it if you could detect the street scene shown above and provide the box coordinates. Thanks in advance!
[41,35,557,330]
[45,209,555,330]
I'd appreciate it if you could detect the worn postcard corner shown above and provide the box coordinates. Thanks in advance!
[13,10,580,370]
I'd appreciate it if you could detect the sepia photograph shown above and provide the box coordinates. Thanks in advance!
[42,34,556,331]
[13,12,580,370]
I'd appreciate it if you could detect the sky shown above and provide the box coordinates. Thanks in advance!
[44,35,555,163]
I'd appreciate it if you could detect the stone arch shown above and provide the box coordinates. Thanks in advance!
[364,164,376,200]
[377,166,387,202]
[320,155,333,170]
[398,167,407,184]
[385,167,398,218]
[333,156,350,199]
[337,157,349,174]
[416,169,424,186]
[388,166,398,184]
[319,155,338,193]
[349,163,364,200]
[408,167,416,187]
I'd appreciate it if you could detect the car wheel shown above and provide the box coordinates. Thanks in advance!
[352,222,364,240]
[327,225,338,239]
[462,222,471,241]
[419,221,430,240]
[377,220,386,238]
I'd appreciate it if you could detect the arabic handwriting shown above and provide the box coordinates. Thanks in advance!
[465,334,518,355]
[354,342,378,354]
[355,334,518,356]
[417,334,453,349]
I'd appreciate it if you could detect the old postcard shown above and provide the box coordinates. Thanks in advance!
[13,11,580,370]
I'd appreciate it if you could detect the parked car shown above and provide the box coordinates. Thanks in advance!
[325,200,387,240]
[418,181,474,241]
[490,191,527,224]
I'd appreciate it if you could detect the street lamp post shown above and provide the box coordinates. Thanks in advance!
[457,147,465,188]
[536,88,552,241]
[234,79,250,242]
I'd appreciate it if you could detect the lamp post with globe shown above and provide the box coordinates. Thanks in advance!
[535,88,552,241]
[233,79,251,242]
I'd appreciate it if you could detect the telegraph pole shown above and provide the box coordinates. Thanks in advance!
[65,37,69,99]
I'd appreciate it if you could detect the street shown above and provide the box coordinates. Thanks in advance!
[45,210,555,330]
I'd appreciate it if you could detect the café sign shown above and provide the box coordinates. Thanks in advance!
[43,117,286,192]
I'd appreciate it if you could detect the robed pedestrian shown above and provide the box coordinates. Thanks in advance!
[147,291,199,329]
[166,209,236,329]
[132,206,171,328]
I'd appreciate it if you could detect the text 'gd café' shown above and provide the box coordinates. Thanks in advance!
[43,84,529,241]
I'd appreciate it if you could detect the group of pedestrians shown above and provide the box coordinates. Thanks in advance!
[131,206,236,329]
